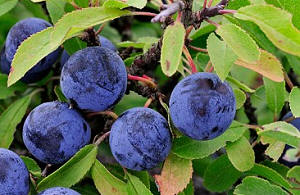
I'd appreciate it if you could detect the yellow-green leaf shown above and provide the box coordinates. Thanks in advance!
[216,23,260,63]
[207,33,237,81]
[235,50,284,82]
[289,87,300,117]
[161,21,185,77]
[8,7,130,86]
[154,153,193,195]
[91,160,127,195]
[235,4,300,57]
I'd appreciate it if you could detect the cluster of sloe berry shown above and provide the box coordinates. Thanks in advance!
[0,17,246,194]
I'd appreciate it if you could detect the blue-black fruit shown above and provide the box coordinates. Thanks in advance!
[60,47,127,112]
[1,18,60,83]
[38,187,80,195]
[60,36,117,67]
[169,72,236,140]
[0,148,29,195]
[23,101,91,164]
[279,112,300,167]
[109,107,172,171]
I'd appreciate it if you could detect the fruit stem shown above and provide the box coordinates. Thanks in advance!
[128,74,157,88]
[94,131,111,146]
[144,98,153,108]
[87,111,118,120]
[284,72,294,90]
[95,23,106,36]
[204,61,212,72]
[41,164,52,177]
[284,116,295,123]
[182,46,197,73]
[189,45,208,53]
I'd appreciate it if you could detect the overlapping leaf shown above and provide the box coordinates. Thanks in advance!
[8,7,130,86]
[235,5,300,57]
[161,21,185,77]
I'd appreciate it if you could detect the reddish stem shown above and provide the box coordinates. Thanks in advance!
[176,11,182,22]
[208,66,214,73]
[144,98,153,108]
[95,23,106,36]
[208,0,214,7]
[128,74,157,88]
[142,74,152,80]
[185,25,193,38]
[203,0,207,8]
[189,45,208,53]
[70,1,81,9]
[182,46,197,73]
[219,9,237,14]
[133,12,157,17]
[205,19,220,28]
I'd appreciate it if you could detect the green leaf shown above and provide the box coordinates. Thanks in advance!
[261,161,289,177]
[263,77,285,115]
[264,140,285,161]
[289,87,300,117]
[0,96,31,148]
[161,21,185,77]
[235,5,300,57]
[54,86,68,102]
[260,121,300,148]
[37,144,98,192]
[203,155,242,192]
[0,74,26,99]
[246,164,292,190]
[63,37,87,55]
[277,0,300,29]
[178,180,194,195]
[127,0,147,9]
[172,121,247,159]
[91,160,127,195]
[128,171,150,189]
[154,153,193,195]
[114,91,147,115]
[126,172,153,195]
[20,156,42,178]
[226,136,255,172]
[234,176,289,195]
[216,23,260,63]
[234,88,247,109]
[0,0,18,17]
[207,33,237,80]
[46,0,66,24]
[103,0,129,9]
[226,76,255,93]
[235,50,284,82]
[8,7,130,86]
[287,166,300,183]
